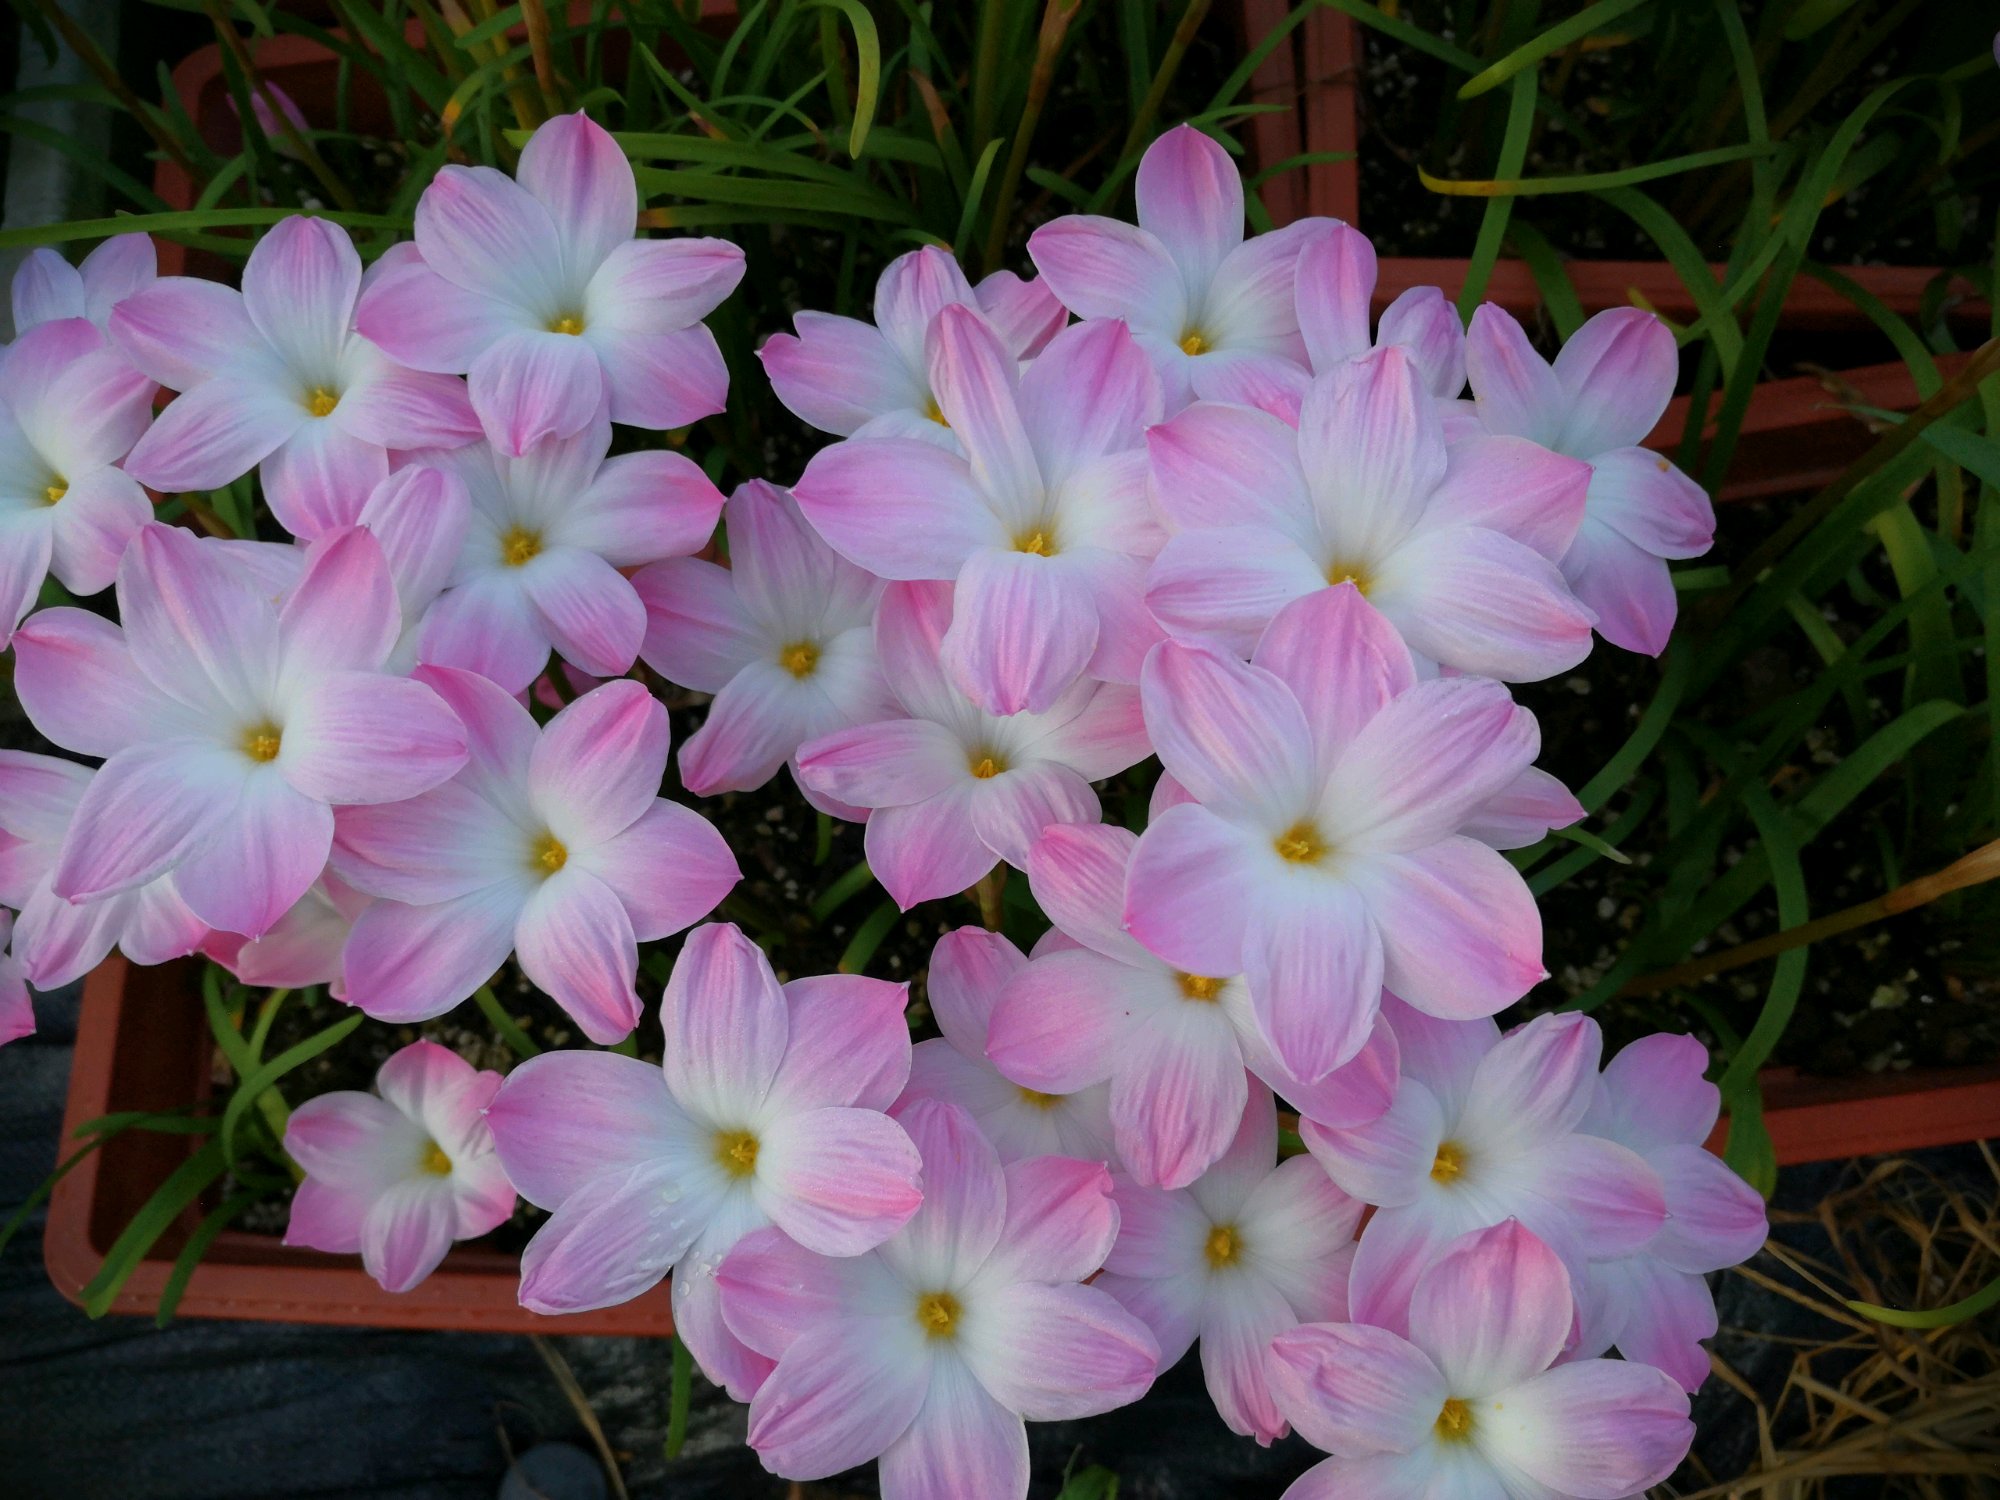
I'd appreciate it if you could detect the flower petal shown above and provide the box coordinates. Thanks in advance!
[1424,434,1591,562]
[1123,802,1259,978]
[241,215,360,381]
[759,313,917,435]
[1144,526,1325,658]
[1027,216,1184,334]
[1140,639,1315,827]
[968,762,1098,869]
[10,608,181,756]
[1552,307,1678,456]
[1243,881,1384,1082]
[792,437,999,579]
[51,743,249,904]
[1145,400,1315,535]
[660,921,789,1122]
[515,866,641,1044]
[961,1281,1158,1420]
[1479,1358,1692,1496]
[878,1098,1007,1291]
[516,1157,711,1314]
[123,377,303,494]
[1561,518,1679,656]
[585,323,732,431]
[485,1048,684,1208]
[1372,524,1596,683]
[1136,124,1243,296]
[359,1177,459,1293]
[765,972,912,1113]
[281,671,469,806]
[1464,303,1564,446]
[755,1105,924,1255]
[516,112,637,283]
[340,880,531,1023]
[1265,1320,1446,1456]
[468,330,604,456]
[1355,840,1545,1021]
[942,549,1098,716]
[1252,583,1417,770]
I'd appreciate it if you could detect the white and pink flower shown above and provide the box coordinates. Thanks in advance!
[0,317,156,644]
[797,580,1149,910]
[409,413,725,694]
[1573,1034,1769,1391]
[985,821,1397,1189]
[113,215,480,539]
[13,523,469,939]
[357,112,744,455]
[635,479,892,797]
[1125,585,1547,1085]
[333,669,737,1042]
[484,922,923,1396]
[793,310,1164,715]
[10,233,156,340]
[283,1039,515,1293]
[1465,304,1714,655]
[899,927,1117,1165]
[1096,1084,1361,1443]
[1144,343,1595,681]
[760,245,1063,445]
[1267,1219,1694,1500]
[719,1098,1158,1497]
[1028,125,1326,411]
[0,911,34,1048]
[1302,1000,1667,1335]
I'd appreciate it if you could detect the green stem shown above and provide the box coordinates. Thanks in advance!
[665,1333,694,1458]
[979,0,1082,275]
[1116,0,1212,167]
[474,985,541,1058]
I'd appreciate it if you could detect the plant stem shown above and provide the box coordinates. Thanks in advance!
[474,985,541,1058]
[203,1,361,213]
[23,0,197,179]
[664,1333,694,1458]
[1621,837,2000,997]
[980,0,1083,276]
[973,866,1007,932]
[1117,0,1213,168]
[519,0,565,117]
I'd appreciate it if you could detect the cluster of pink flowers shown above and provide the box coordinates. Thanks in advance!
[1,113,1754,1498]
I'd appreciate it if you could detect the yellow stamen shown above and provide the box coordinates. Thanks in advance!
[501,527,542,567]
[1178,973,1225,1002]
[548,314,585,336]
[924,395,949,427]
[915,1290,961,1338]
[1435,1397,1474,1442]
[532,834,568,874]
[1179,331,1209,356]
[1204,1224,1240,1268]
[778,641,820,679]
[42,480,67,506]
[1015,529,1055,557]
[970,753,1004,779]
[241,724,283,763]
[305,387,339,418]
[421,1142,453,1176]
[1325,562,1371,595]
[1273,821,1325,864]
[1017,1086,1062,1110]
[714,1129,760,1177]
[1656,457,1671,472]
[1430,1141,1466,1184]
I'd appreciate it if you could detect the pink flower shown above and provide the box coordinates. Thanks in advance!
[352,464,474,672]
[1028,124,1326,411]
[1302,1001,1666,1336]
[1573,1035,1769,1392]
[484,923,922,1397]
[718,1099,1159,1496]
[1124,585,1548,1085]
[410,414,725,694]
[634,480,892,796]
[1145,343,1595,681]
[333,669,737,1042]
[899,927,1117,1165]
[1465,305,1714,655]
[356,112,745,455]
[1267,1220,1693,1500]
[10,233,155,339]
[1096,1083,1360,1443]
[200,871,370,997]
[113,215,481,540]
[985,822,1396,1189]
[760,246,1065,443]
[13,524,469,939]
[796,581,1150,909]
[792,310,1164,715]
[0,912,33,1048]
[283,1039,515,1293]
[0,318,156,645]
[0,751,205,987]
[228,80,312,157]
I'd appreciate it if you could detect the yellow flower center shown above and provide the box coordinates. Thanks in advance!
[421,1142,454,1176]
[1017,1086,1062,1110]
[1273,821,1326,864]
[1179,330,1209,356]
[1015,529,1055,557]
[532,834,568,875]
[714,1129,760,1177]
[1178,973,1225,1002]
[779,641,820,679]
[915,1290,961,1338]
[42,480,67,506]
[501,527,542,567]
[305,387,340,418]
[1435,1397,1474,1442]
[1430,1141,1466,1184]
[548,314,585,336]
[924,395,949,427]
[1325,561,1372,594]
[241,723,283,763]
[970,753,1005,779]
[1204,1224,1240,1268]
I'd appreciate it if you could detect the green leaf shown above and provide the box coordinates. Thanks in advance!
[1056,1465,1120,1500]
[1457,0,1650,101]
[0,208,406,250]
[1849,1272,2000,1329]
[79,1140,229,1318]
[155,1191,259,1327]
[664,1332,694,1458]
[806,0,881,158]
[219,1013,365,1171]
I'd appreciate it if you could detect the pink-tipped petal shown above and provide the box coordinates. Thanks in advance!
[1145,401,1315,535]
[1356,839,1544,1021]
[758,314,916,436]
[1409,1219,1574,1397]
[1551,307,1678,455]
[942,550,1098,716]
[241,215,360,378]
[1265,1320,1445,1456]
[1252,583,1417,767]
[660,922,789,1119]
[516,112,637,281]
[865,785,996,910]
[468,330,604,456]
[747,1315,931,1481]
[515,867,641,1044]
[1425,434,1592,561]
[1481,1359,1693,1497]
[755,1105,924,1255]
[1135,125,1243,294]
[359,1178,458,1293]
[967,762,1099,869]
[530,679,668,845]
[1243,884,1384,1082]
[791,437,999,579]
[10,607,180,756]
[51,743,247,902]
[1026,216,1184,335]
[576,798,737,941]
[340,880,529,1023]
[1123,802,1258,978]
[122,377,303,494]
[1562,519,1679,656]
[1139,640,1314,826]
[281,671,468,805]
[485,1048,682,1208]
[962,1281,1159,1421]
[1464,303,1565,446]
[107,276,264,389]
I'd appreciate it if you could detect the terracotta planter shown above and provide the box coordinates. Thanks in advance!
[45,955,676,1332]
[1704,1063,2000,1165]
